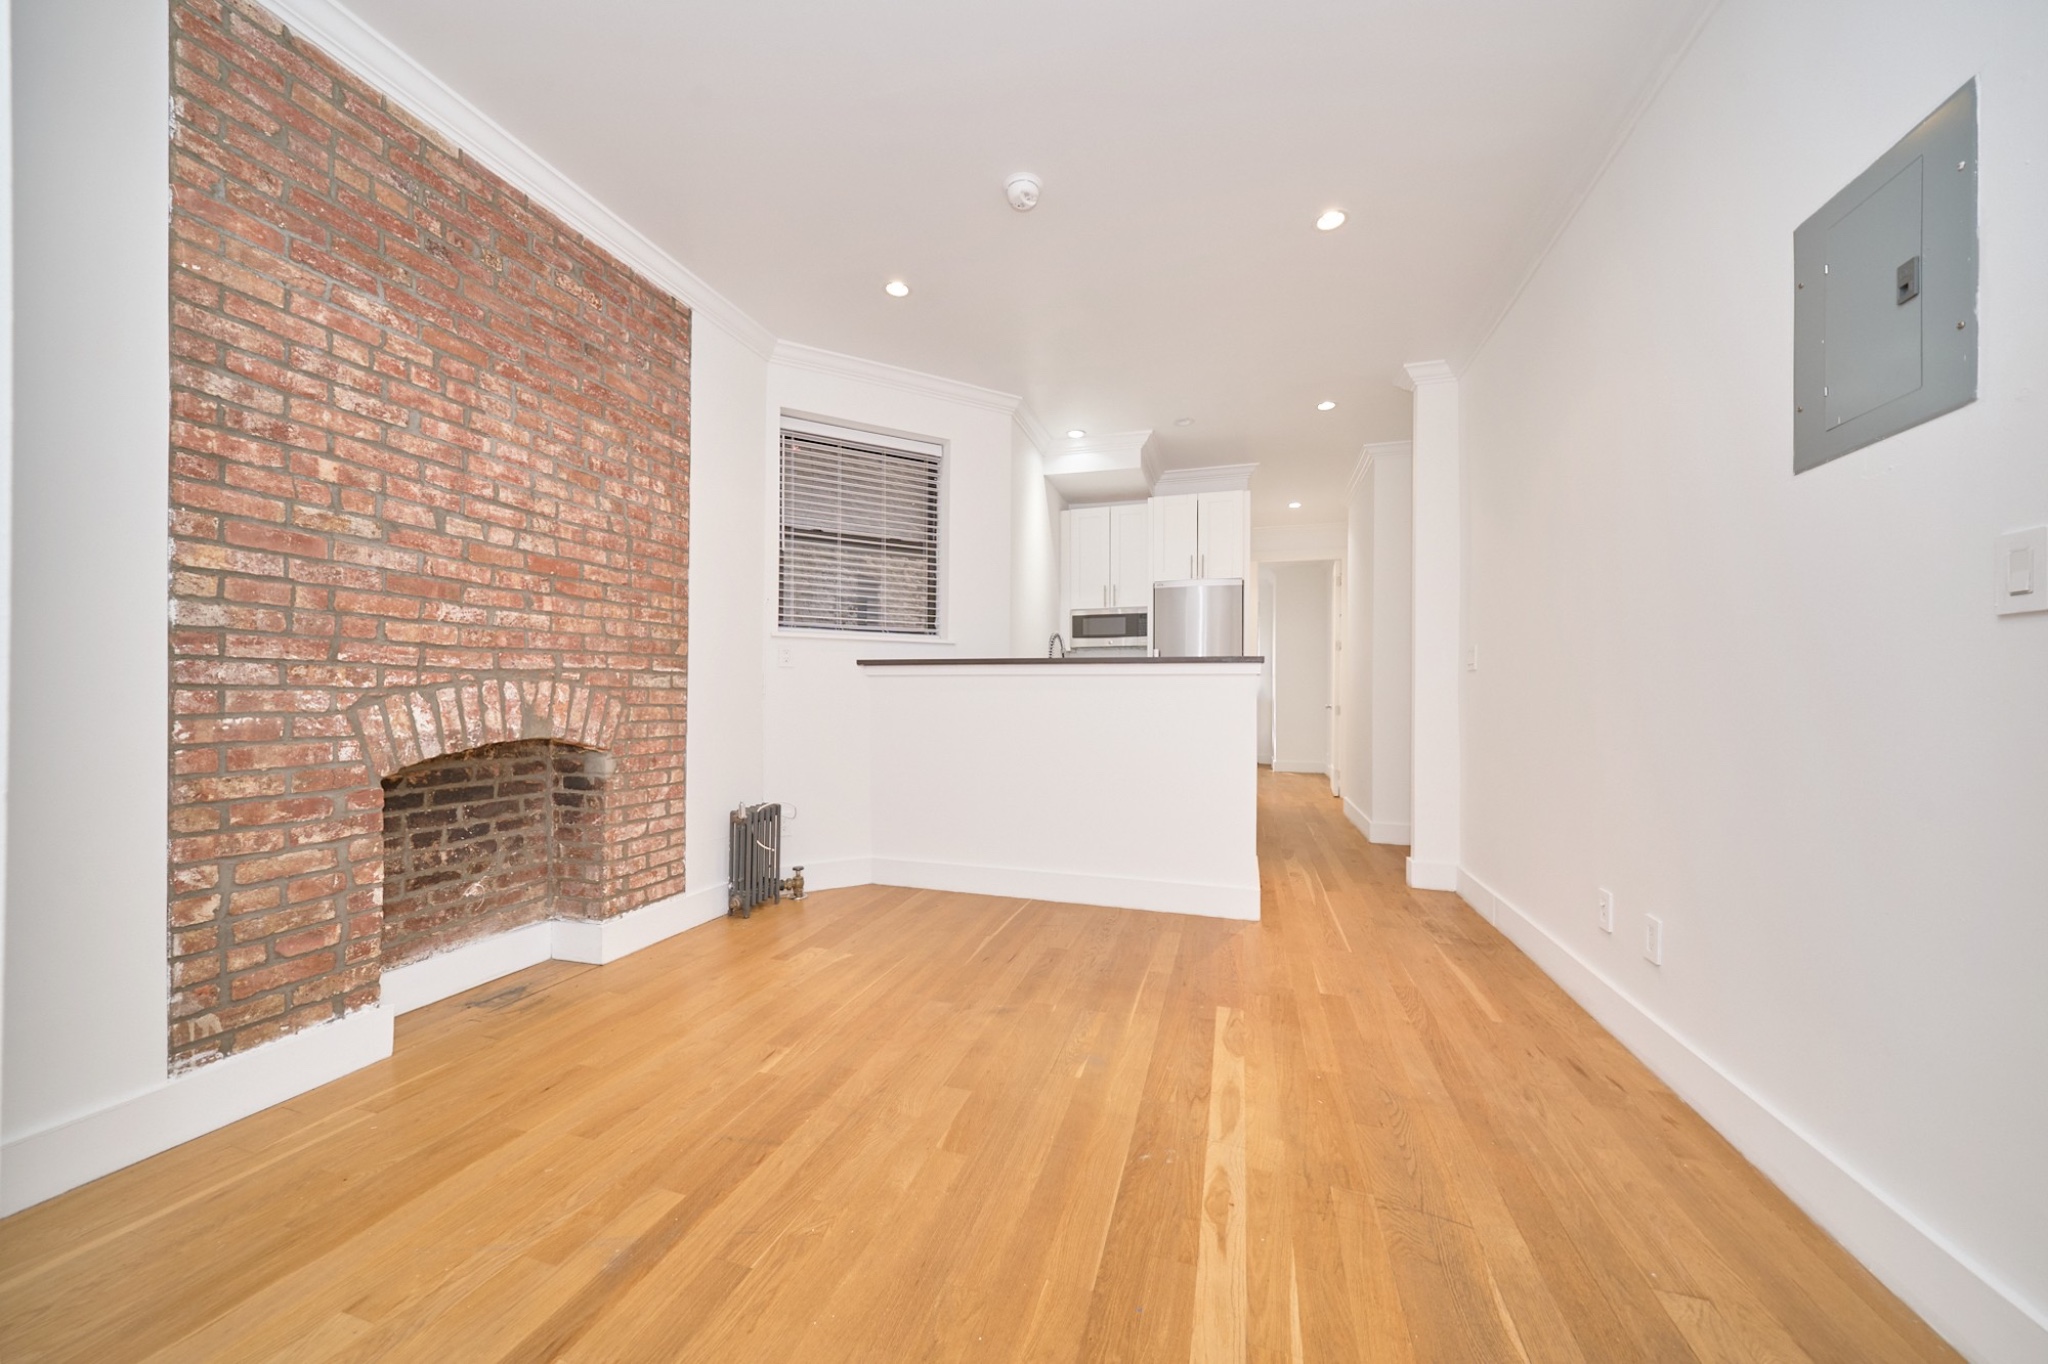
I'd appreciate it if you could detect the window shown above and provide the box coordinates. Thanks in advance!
[778,419,943,636]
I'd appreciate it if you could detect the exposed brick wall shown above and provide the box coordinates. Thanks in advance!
[380,740,610,968]
[167,0,690,1069]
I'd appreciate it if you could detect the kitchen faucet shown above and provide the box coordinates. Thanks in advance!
[1047,632,1066,659]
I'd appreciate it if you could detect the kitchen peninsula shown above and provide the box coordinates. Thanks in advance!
[860,656,1262,919]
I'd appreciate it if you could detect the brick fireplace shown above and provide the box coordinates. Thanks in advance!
[166,0,691,1070]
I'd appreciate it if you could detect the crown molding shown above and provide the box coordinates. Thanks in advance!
[1012,405,1055,454]
[262,0,777,358]
[1463,1,1722,376]
[1348,439,1413,495]
[1401,359,1458,389]
[770,341,1021,414]
[1153,462,1258,496]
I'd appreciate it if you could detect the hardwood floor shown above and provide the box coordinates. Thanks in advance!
[0,771,1957,1361]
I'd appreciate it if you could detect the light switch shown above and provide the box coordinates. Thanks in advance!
[1995,528,2048,616]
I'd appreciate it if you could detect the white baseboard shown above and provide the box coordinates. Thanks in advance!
[0,884,732,1215]
[788,855,873,893]
[381,921,553,1014]
[551,885,727,965]
[1455,868,1498,925]
[1457,869,2048,1364]
[1343,797,1410,846]
[870,857,1260,921]
[1270,760,1330,775]
[0,1006,393,1217]
[1405,857,1459,891]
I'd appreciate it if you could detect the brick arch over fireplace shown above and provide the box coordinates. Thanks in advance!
[351,679,624,780]
[165,0,690,1073]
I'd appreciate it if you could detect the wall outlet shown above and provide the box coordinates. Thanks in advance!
[1597,888,1615,934]
[1642,915,1664,966]
[777,645,795,668]
[1466,644,1479,672]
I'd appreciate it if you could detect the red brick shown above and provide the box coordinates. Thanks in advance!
[169,0,690,1068]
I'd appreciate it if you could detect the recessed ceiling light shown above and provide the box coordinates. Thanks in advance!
[884,279,910,297]
[1066,429,1086,439]
[1289,501,1302,510]
[1174,417,1194,427]
[1316,400,1336,411]
[1315,209,1347,231]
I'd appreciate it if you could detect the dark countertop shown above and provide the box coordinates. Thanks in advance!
[857,656,1263,666]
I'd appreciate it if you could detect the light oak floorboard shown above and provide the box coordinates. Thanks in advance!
[0,773,1960,1362]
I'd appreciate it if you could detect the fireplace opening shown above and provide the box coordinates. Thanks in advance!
[379,739,611,969]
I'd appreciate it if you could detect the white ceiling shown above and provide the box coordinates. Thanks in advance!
[340,0,1712,524]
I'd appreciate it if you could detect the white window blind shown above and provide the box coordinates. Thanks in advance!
[778,423,942,635]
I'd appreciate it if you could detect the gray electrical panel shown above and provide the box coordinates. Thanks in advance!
[1793,81,1977,473]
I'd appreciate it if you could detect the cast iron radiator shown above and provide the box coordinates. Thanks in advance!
[728,802,804,917]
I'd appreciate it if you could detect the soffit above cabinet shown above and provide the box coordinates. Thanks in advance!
[1045,430,1160,503]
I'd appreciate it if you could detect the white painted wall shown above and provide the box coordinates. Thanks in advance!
[1008,423,1063,657]
[1341,444,1414,845]
[1460,0,2048,1355]
[1406,365,1461,889]
[1341,466,1373,823]
[869,663,1260,919]
[3,0,172,1145]
[1268,560,1333,779]
[1250,521,1346,563]
[762,347,1018,890]
[682,319,770,912]
[0,0,15,1175]
[1255,568,1275,764]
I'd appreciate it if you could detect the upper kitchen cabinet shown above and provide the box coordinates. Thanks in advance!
[1110,503,1149,607]
[1062,502,1150,611]
[1064,505,1113,610]
[1195,491,1249,581]
[1149,494,1199,582]
[1150,489,1250,582]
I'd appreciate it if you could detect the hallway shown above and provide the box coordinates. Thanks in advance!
[0,772,1953,1361]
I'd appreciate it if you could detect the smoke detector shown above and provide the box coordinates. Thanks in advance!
[1005,172,1042,212]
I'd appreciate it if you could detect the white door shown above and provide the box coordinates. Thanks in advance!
[1195,491,1249,580]
[1109,503,1150,607]
[1068,506,1113,609]
[1150,494,1199,581]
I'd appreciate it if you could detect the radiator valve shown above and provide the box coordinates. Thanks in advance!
[781,865,806,901]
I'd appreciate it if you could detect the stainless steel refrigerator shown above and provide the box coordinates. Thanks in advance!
[1152,578,1245,658]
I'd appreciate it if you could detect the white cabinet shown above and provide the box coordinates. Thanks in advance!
[1149,495,1200,582]
[1150,491,1249,582]
[1061,503,1151,612]
[1195,491,1249,581]
[1110,503,1150,607]
[1065,506,1113,609]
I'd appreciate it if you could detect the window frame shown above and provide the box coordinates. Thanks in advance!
[772,415,951,643]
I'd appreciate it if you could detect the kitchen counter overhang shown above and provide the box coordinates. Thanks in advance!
[861,655,1261,920]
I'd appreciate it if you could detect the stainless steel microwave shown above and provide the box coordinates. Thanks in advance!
[1069,608,1148,647]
